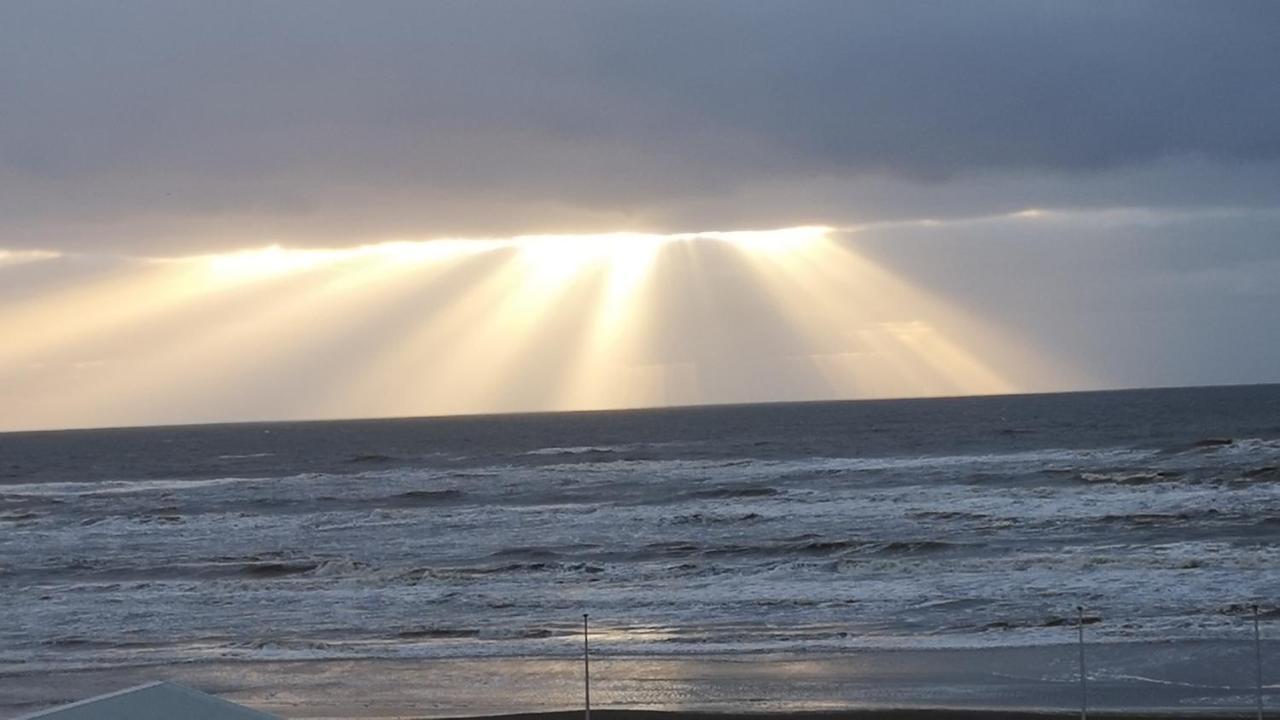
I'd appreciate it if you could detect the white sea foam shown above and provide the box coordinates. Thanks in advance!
[524,445,633,455]
[5,431,1280,670]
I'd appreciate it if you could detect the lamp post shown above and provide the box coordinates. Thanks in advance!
[1078,606,1088,720]
[583,614,591,720]
[1255,605,1265,720]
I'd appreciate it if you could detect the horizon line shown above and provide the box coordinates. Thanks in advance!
[3,380,1277,437]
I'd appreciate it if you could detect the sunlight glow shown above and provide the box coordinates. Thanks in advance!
[0,226,1069,430]
[0,249,61,268]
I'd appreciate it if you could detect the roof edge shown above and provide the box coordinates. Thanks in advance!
[11,681,169,720]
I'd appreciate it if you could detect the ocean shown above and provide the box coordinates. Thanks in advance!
[3,384,1280,715]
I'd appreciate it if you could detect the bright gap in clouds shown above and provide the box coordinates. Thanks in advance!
[0,227,1072,431]
[0,250,62,269]
[181,227,831,282]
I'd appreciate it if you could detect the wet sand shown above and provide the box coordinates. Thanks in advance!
[0,642,1273,719]
[434,711,1257,720]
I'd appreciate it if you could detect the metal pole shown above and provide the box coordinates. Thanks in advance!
[1078,606,1088,720]
[1256,605,1265,720]
[583,613,591,720]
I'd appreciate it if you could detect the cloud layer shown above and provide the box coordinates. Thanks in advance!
[3,1,1279,252]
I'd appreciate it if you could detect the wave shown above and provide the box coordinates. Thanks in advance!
[488,544,600,561]
[637,537,964,561]
[386,489,465,506]
[1097,511,1203,526]
[1219,603,1280,619]
[978,614,1102,632]
[128,510,185,525]
[422,561,606,578]
[686,486,780,500]
[877,540,959,554]
[1166,437,1280,456]
[42,636,161,650]
[771,446,1159,475]
[10,558,321,582]
[909,510,992,521]
[168,536,973,582]
[1078,471,1178,485]
[239,561,323,578]
[395,627,480,639]
[663,512,763,525]
[347,453,398,464]
[0,473,307,498]
[526,446,1163,487]
[524,445,630,456]
[638,541,702,558]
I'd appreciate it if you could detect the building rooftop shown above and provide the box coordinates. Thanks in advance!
[13,681,279,720]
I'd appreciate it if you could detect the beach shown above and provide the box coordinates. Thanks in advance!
[2,642,1275,718]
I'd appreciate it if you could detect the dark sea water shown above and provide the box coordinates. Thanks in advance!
[3,385,1280,715]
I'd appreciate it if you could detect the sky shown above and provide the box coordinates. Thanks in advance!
[2,1,1278,431]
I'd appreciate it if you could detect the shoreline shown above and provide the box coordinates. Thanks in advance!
[421,711,1261,720]
[4,704,1265,720]
[3,706,1265,720]
[2,642,1275,719]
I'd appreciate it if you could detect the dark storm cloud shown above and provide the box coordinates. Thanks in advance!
[574,2,1280,173]
[1,1,1279,252]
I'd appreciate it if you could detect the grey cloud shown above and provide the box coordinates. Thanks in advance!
[2,1,1279,253]
[574,2,1280,173]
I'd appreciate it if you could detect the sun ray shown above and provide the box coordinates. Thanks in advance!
[721,229,1044,399]
[0,227,1072,430]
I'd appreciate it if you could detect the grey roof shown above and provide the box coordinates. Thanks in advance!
[13,681,280,720]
